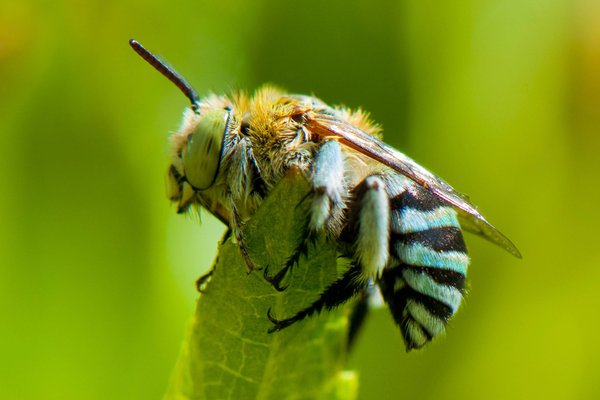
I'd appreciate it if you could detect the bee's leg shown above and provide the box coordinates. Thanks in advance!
[341,175,390,343]
[263,222,317,291]
[229,210,260,274]
[238,237,258,273]
[309,140,346,232]
[195,268,214,293]
[267,262,364,332]
[263,212,321,291]
[196,228,233,293]
[347,289,370,350]
[263,264,292,292]
[351,175,390,282]
[263,140,346,291]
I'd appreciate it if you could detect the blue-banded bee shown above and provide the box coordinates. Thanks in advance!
[130,40,521,351]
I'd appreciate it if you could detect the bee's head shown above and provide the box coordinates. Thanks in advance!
[167,104,234,213]
[129,39,234,215]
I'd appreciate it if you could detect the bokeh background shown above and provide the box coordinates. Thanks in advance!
[1,0,599,399]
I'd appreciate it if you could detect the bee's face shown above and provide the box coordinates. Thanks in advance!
[167,102,236,214]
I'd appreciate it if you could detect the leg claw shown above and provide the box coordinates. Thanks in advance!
[263,265,290,292]
[195,269,214,293]
[266,307,295,333]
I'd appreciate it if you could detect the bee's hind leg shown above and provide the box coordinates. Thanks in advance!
[347,289,370,350]
[263,140,347,292]
[267,261,364,332]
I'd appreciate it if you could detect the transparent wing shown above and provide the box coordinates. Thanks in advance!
[307,114,521,258]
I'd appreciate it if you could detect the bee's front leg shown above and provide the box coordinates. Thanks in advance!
[227,211,262,274]
[196,228,233,292]
[263,140,347,291]
[195,268,214,293]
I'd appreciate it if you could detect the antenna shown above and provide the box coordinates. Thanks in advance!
[129,39,200,109]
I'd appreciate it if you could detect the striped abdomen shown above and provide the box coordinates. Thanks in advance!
[378,181,469,351]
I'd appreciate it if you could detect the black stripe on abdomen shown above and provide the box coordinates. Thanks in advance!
[395,226,467,253]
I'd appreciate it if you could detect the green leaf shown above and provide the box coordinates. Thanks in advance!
[165,170,358,400]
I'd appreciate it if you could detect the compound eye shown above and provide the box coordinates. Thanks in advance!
[182,108,230,190]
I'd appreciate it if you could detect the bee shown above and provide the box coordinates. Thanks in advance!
[130,39,521,351]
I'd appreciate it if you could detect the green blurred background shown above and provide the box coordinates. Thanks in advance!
[1,0,599,399]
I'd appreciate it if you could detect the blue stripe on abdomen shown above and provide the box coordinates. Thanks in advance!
[395,242,469,275]
[402,268,463,313]
[392,206,460,233]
